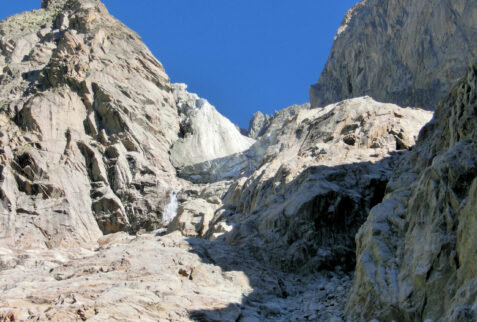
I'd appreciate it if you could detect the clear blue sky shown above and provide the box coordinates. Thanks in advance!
[1,1,358,129]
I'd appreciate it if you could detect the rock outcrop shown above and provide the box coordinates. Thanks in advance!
[0,230,355,321]
[206,97,432,273]
[346,64,477,321]
[247,111,270,139]
[247,104,310,139]
[310,0,477,109]
[0,0,183,249]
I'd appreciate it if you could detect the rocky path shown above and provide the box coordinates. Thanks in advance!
[0,231,351,321]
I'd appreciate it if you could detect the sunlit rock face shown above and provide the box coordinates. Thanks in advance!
[310,0,477,109]
[0,0,182,248]
[207,97,432,273]
[247,104,310,140]
[346,64,477,321]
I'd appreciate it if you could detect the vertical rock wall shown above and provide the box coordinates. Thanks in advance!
[0,0,182,248]
[346,64,477,321]
[310,0,477,109]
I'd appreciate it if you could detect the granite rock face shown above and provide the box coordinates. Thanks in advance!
[208,97,432,273]
[346,64,477,321]
[0,0,183,249]
[310,0,477,109]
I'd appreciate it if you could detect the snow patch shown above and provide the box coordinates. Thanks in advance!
[163,191,178,222]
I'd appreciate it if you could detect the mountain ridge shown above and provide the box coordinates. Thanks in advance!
[0,0,476,321]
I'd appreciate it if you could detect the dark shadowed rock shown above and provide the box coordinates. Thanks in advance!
[346,63,477,321]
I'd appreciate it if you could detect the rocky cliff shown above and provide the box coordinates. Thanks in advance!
[310,0,477,109]
[210,97,431,274]
[0,0,260,249]
[346,63,477,321]
[0,0,471,321]
[0,0,187,249]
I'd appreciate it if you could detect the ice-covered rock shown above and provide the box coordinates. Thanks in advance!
[170,84,256,183]
[162,191,179,223]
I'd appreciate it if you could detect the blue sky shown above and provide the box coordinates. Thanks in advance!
[1,1,358,129]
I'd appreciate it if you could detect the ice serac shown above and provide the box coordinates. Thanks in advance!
[0,0,181,248]
[170,84,256,183]
[310,0,477,109]
[346,64,477,321]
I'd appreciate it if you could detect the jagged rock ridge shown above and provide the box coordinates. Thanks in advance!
[247,104,310,140]
[310,0,477,109]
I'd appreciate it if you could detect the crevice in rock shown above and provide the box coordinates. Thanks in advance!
[453,167,477,199]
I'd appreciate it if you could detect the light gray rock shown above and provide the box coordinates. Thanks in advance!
[346,64,477,321]
[0,230,353,322]
[0,1,457,321]
[168,180,232,238]
[167,198,217,237]
[172,97,430,274]
[248,111,270,139]
[212,97,432,273]
[247,104,310,140]
[0,0,184,249]
[310,0,477,109]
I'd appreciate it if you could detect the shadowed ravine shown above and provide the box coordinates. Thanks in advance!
[181,157,396,320]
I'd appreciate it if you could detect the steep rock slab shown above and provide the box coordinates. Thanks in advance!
[346,64,477,321]
[210,97,432,273]
[310,0,477,109]
[0,0,182,249]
